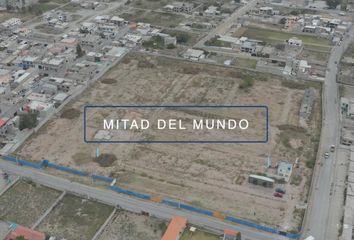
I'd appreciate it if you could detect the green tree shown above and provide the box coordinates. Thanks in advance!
[326,0,340,9]
[19,112,38,131]
[15,236,26,240]
[76,44,84,58]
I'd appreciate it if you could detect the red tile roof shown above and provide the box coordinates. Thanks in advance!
[161,216,187,240]
[6,225,45,240]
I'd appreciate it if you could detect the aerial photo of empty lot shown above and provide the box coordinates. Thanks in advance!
[16,52,321,232]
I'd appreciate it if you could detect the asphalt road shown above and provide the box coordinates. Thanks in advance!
[0,160,288,240]
[303,26,354,239]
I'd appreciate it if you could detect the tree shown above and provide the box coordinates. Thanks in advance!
[76,44,84,58]
[326,0,340,9]
[19,111,38,131]
[15,235,26,240]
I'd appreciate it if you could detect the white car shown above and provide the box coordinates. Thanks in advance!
[324,152,330,159]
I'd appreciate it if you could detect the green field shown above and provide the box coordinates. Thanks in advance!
[121,9,185,28]
[237,27,331,49]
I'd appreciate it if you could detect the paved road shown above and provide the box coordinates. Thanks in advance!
[194,0,259,48]
[303,26,354,239]
[0,160,288,240]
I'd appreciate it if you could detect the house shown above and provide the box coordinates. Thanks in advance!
[161,216,187,240]
[80,35,101,48]
[53,92,68,104]
[24,100,54,118]
[277,161,293,182]
[297,60,311,73]
[38,57,65,73]
[87,52,103,62]
[223,229,241,240]
[5,224,45,240]
[48,77,74,92]
[164,2,193,14]
[240,41,257,54]
[110,16,128,26]
[259,6,273,15]
[98,24,116,33]
[183,49,205,61]
[287,37,303,47]
[341,97,349,112]
[80,22,96,33]
[21,56,38,69]
[348,102,354,119]
[1,18,22,28]
[204,6,220,16]
[341,128,354,146]
[303,25,316,33]
[0,0,38,9]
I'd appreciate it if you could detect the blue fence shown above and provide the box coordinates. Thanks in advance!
[161,199,180,208]
[109,186,151,200]
[180,203,214,216]
[46,162,88,176]
[226,216,278,234]
[1,155,301,239]
[2,155,43,169]
[92,174,114,183]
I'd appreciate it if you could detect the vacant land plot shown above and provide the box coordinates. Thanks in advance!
[17,52,321,230]
[0,180,61,227]
[98,210,165,240]
[121,9,185,27]
[130,0,175,9]
[234,26,331,51]
[300,47,330,63]
[37,194,113,240]
[339,43,354,86]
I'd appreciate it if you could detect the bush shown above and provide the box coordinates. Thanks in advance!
[239,77,254,89]
[19,112,38,130]
[166,43,176,49]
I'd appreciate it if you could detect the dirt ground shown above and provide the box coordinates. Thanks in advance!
[0,180,61,227]
[17,52,321,231]
[37,194,114,240]
[98,210,164,240]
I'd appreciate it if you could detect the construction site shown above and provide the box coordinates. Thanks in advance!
[15,52,322,232]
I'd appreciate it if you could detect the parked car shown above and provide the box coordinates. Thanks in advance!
[275,188,286,194]
[330,145,335,152]
[324,152,330,159]
[273,192,283,198]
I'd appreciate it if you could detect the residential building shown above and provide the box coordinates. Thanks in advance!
[80,35,101,48]
[240,41,257,54]
[277,161,293,182]
[183,49,205,61]
[287,37,303,47]
[164,2,194,14]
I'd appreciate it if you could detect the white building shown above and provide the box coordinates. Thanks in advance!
[287,37,303,47]
[277,161,293,182]
[183,49,205,61]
